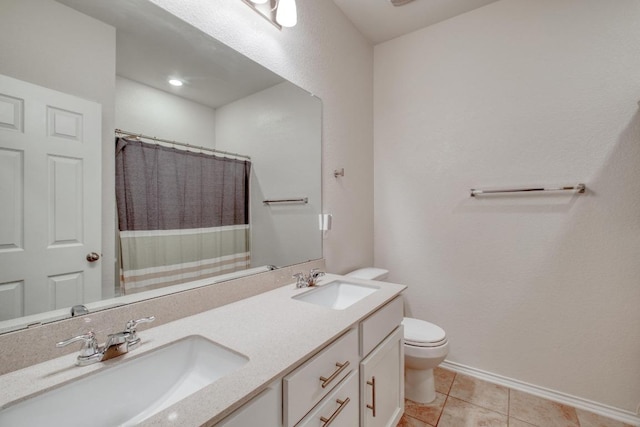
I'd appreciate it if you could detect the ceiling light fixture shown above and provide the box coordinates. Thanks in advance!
[275,0,297,27]
[241,0,297,29]
[168,78,183,87]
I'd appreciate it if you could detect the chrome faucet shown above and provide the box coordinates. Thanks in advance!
[56,316,155,366]
[293,268,326,288]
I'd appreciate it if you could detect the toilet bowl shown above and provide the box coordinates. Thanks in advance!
[402,317,449,403]
[346,268,449,404]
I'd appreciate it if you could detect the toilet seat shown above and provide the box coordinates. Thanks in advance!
[402,317,447,348]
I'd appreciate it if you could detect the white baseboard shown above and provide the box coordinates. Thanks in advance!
[440,360,640,426]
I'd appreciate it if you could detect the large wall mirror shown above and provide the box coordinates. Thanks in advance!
[0,0,322,333]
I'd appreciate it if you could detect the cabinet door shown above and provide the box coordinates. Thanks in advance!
[360,326,404,427]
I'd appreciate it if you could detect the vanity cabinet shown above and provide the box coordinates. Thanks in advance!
[282,296,404,427]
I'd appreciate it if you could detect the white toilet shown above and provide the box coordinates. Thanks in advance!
[346,268,449,404]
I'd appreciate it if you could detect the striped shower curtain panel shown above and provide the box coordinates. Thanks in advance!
[115,138,251,294]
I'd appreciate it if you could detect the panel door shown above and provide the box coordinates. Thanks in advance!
[360,326,404,427]
[0,74,102,320]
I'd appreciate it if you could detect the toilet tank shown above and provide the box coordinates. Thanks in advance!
[345,268,389,281]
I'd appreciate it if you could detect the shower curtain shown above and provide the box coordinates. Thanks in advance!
[115,137,251,294]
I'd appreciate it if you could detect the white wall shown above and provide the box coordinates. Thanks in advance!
[0,0,117,297]
[148,0,375,275]
[115,76,216,147]
[374,0,640,413]
[215,82,322,268]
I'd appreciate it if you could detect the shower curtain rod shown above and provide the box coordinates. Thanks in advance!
[115,128,251,160]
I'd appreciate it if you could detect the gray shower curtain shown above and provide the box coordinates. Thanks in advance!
[115,137,251,293]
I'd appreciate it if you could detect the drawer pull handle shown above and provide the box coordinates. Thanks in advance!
[319,361,350,388]
[366,376,376,417]
[320,397,351,427]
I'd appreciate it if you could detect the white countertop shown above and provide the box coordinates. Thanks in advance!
[0,274,406,426]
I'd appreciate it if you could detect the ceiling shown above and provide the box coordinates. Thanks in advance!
[332,0,499,44]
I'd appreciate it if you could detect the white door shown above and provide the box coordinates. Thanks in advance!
[360,326,404,427]
[0,74,102,321]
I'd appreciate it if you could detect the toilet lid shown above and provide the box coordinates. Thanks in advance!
[402,317,447,347]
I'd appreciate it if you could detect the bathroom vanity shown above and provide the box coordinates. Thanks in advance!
[0,274,405,426]
[219,296,404,427]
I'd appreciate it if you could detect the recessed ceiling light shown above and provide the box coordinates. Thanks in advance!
[168,78,183,87]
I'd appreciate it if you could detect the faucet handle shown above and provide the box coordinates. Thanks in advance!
[125,316,156,333]
[309,268,325,285]
[124,316,155,349]
[293,272,307,288]
[310,268,325,278]
[56,331,99,358]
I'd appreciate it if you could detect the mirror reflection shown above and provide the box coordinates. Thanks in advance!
[0,0,322,332]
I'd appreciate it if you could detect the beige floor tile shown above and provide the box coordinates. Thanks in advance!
[449,373,509,414]
[575,408,636,427]
[438,396,508,427]
[404,393,447,426]
[397,414,433,427]
[435,367,456,394]
[509,418,537,427]
[509,390,579,427]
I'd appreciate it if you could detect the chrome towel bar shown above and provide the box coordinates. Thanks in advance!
[470,183,586,197]
[263,197,309,205]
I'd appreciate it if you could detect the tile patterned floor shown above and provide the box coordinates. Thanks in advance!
[397,368,635,427]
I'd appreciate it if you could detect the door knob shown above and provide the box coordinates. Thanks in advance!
[86,252,100,262]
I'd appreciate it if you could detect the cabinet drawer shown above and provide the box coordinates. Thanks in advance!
[297,370,359,427]
[360,296,403,357]
[283,328,358,427]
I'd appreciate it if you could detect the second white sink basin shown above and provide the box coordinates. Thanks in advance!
[0,335,248,426]
[293,280,380,309]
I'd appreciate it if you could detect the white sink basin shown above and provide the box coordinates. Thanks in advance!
[293,280,379,309]
[0,335,248,426]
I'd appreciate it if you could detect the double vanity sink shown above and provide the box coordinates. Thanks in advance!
[0,277,403,426]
